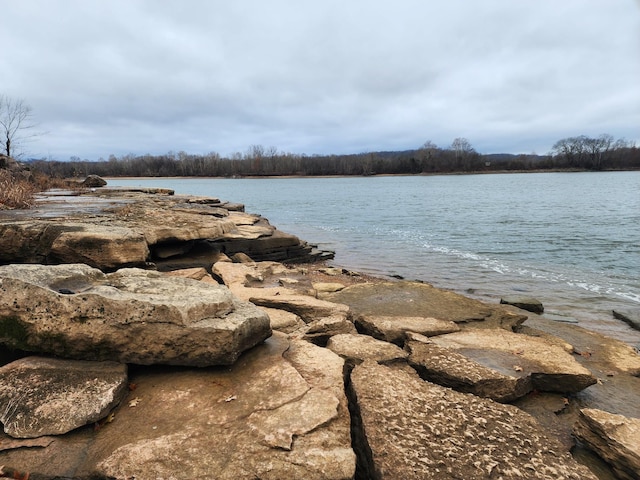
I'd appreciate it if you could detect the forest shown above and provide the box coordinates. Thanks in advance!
[25,134,640,179]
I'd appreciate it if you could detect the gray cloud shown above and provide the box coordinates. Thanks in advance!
[2,0,639,160]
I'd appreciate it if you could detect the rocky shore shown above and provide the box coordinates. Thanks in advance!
[0,186,639,479]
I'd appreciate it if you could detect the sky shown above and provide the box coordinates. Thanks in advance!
[1,0,639,161]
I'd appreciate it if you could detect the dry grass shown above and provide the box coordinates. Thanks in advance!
[0,169,38,209]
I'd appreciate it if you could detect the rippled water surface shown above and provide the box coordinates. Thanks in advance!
[108,172,640,345]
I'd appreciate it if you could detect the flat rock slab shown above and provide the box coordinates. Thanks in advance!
[0,356,127,438]
[0,334,356,479]
[500,296,544,314]
[613,309,640,331]
[430,329,596,394]
[355,314,460,345]
[574,408,640,480]
[327,333,408,365]
[406,333,531,402]
[324,281,527,329]
[0,264,270,366]
[350,360,597,479]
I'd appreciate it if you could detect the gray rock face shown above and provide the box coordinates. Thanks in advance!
[613,309,640,331]
[431,328,596,394]
[0,356,127,438]
[500,296,544,314]
[574,408,640,480]
[350,360,597,480]
[355,314,460,346]
[0,264,271,366]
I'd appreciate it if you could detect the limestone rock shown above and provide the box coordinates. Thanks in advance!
[350,360,597,480]
[573,408,640,480]
[406,332,531,402]
[355,314,460,346]
[262,307,305,333]
[325,281,527,330]
[0,356,127,438]
[431,329,596,393]
[0,264,271,366]
[327,333,408,365]
[501,296,544,314]
[314,282,346,294]
[249,291,350,324]
[95,334,355,480]
[302,313,357,345]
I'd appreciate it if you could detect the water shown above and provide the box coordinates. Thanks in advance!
[107,172,640,345]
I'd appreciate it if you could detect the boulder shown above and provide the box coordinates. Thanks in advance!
[355,314,460,346]
[573,408,640,480]
[430,329,596,394]
[327,333,408,365]
[0,356,127,438]
[500,296,544,314]
[406,332,532,402]
[324,281,527,330]
[81,175,107,188]
[302,313,357,346]
[0,264,271,366]
[349,360,597,479]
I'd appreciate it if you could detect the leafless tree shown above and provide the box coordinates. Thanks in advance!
[0,95,39,158]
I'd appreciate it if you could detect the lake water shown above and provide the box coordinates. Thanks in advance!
[107,172,640,345]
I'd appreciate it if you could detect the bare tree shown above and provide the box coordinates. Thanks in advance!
[0,95,38,158]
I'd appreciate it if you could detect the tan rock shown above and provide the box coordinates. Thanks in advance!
[0,264,270,366]
[249,292,350,324]
[431,329,596,393]
[303,313,357,345]
[350,360,597,479]
[0,357,127,438]
[574,408,640,480]
[327,333,408,365]
[356,314,460,345]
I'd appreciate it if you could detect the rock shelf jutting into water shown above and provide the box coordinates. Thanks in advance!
[0,186,639,479]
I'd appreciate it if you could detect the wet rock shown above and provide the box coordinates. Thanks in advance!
[325,281,527,330]
[430,329,597,393]
[0,264,270,366]
[406,332,531,402]
[355,314,460,346]
[327,333,408,365]
[0,356,127,438]
[350,360,597,479]
[613,309,640,331]
[574,408,640,480]
[500,296,544,314]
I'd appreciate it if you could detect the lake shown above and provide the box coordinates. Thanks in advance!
[107,171,640,345]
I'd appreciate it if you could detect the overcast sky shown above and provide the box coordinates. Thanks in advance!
[2,1,639,160]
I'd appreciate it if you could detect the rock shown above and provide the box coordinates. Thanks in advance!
[0,264,271,366]
[262,307,305,333]
[500,296,544,314]
[327,333,408,365]
[574,408,640,480]
[302,313,357,346]
[355,314,460,346]
[0,190,333,270]
[430,329,597,394]
[249,292,350,324]
[613,309,640,331]
[349,360,597,479]
[314,282,346,294]
[324,281,527,330]
[164,267,218,284]
[0,356,127,438]
[81,175,107,188]
[406,332,532,402]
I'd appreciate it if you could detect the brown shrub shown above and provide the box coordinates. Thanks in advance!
[0,169,38,209]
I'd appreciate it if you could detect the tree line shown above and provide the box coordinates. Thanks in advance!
[26,135,639,179]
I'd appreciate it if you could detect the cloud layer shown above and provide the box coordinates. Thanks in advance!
[2,0,639,160]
